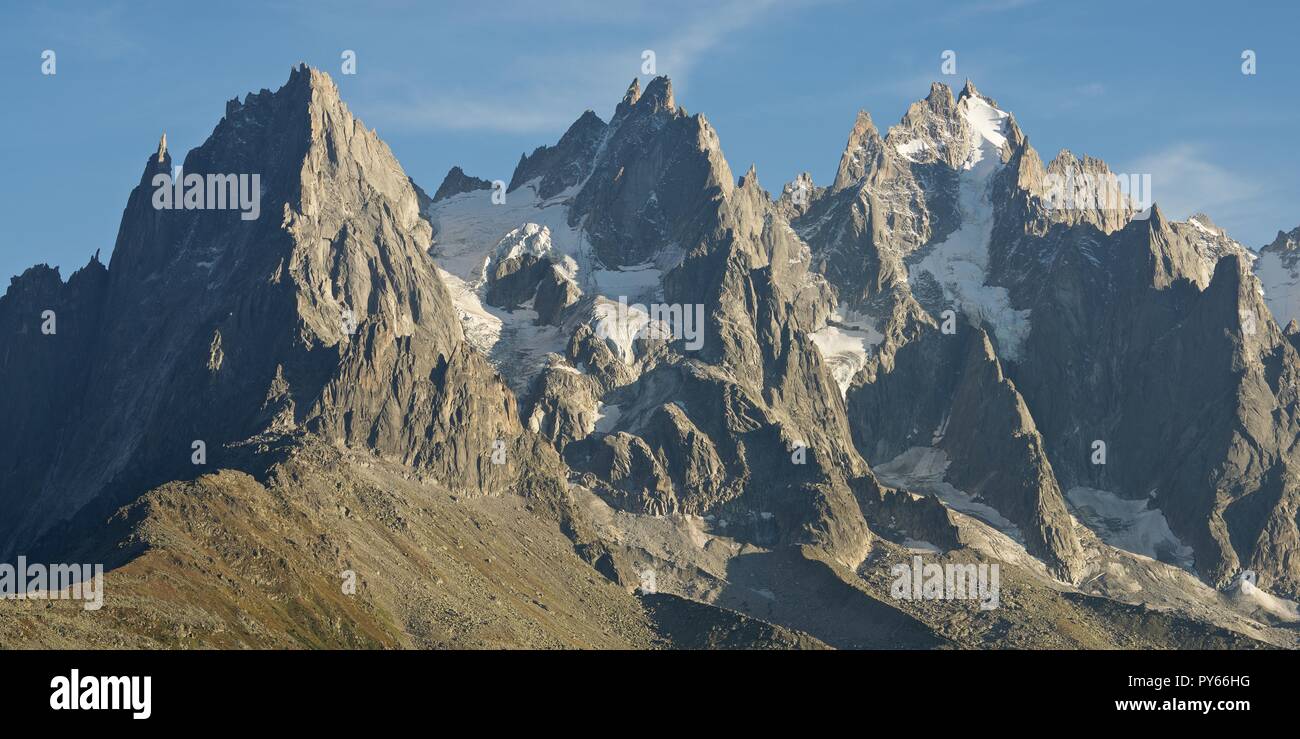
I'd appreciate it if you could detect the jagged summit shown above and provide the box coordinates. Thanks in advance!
[284,61,338,96]
[196,66,340,152]
[639,75,675,112]
[508,74,699,207]
[612,75,678,120]
[619,77,641,108]
[1147,201,1167,227]
[957,78,1001,109]
[508,108,606,196]
[433,165,492,203]
[1262,224,1300,253]
[775,172,821,219]
[926,80,954,105]
[831,110,883,192]
[1188,212,1224,234]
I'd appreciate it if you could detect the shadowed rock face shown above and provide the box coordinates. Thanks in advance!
[993,204,1300,592]
[847,320,1085,581]
[0,258,108,537]
[0,66,545,557]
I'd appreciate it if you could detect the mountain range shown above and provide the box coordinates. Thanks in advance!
[2,65,1297,648]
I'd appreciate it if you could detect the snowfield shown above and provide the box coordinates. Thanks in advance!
[1255,249,1300,328]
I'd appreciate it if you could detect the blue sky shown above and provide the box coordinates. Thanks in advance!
[2,0,1297,283]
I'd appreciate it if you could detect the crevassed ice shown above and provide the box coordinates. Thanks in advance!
[809,304,884,396]
[429,179,669,380]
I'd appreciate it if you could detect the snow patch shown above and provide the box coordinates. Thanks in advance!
[894,138,929,161]
[1255,249,1300,328]
[429,181,681,382]
[1064,486,1195,570]
[1188,215,1217,236]
[962,95,1008,154]
[874,446,1022,540]
[592,299,654,364]
[809,305,883,395]
[493,223,579,281]
[902,538,943,554]
[589,261,662,304]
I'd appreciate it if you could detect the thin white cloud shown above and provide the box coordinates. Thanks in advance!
[366,0,785,134]
[1127,143,1281,243]
[943,0,1039,21]
[654,0,783,88]
[369,95,586,134]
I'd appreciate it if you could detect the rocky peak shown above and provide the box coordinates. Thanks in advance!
[882,81,977,169]
[567,77,733,267]
[639,75,675,114]
[926,81,957,110]
[140,132,172,184]
[508,109,607,197]
[1032,149,1136,233]
[433,165,493,202]
[1121,202,1205,289]
[0,64,537,556]
[776,172,821,219]
[1188,212,1222,235]
[1146,202,1167,230]
[956,78,1004,110]
[616,77,642,115]
[831,110,883,192]
[1262,224,1300,254]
